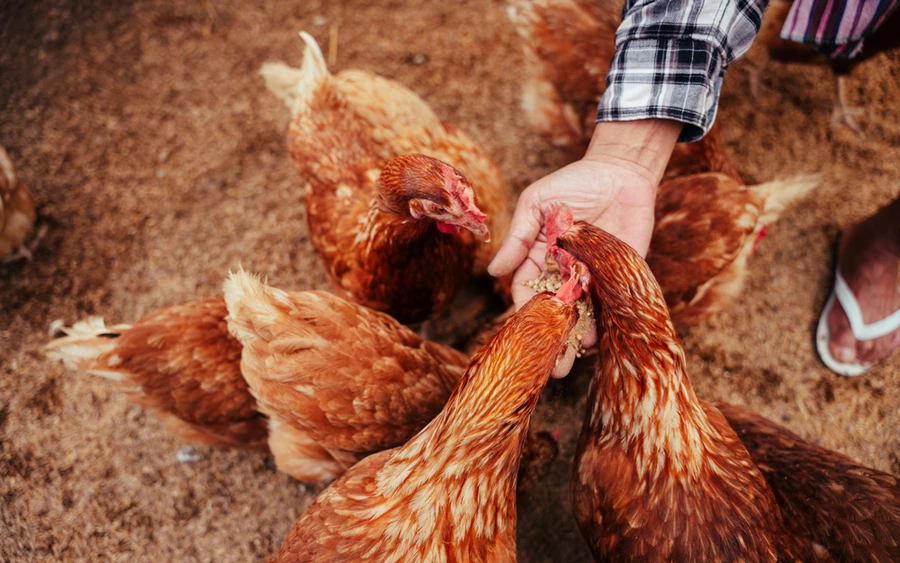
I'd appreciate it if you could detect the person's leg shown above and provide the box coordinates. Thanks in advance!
[826,195,900,368]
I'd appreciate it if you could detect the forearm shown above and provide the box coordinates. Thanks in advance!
[598,0,770,141]
[584,119,683,191]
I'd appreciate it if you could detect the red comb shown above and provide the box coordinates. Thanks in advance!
[441,162,486,223]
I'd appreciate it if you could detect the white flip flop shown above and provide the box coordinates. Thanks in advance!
[815,270,900,376]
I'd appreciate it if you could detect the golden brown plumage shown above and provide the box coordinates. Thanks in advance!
[662,122,743,183]
[45,299,269,451]
[262,32,511,322]
[269,283,582,562]
[223,270,470,484]
[718,402,900,562]
[648,172,817,327]
[0,146,37,262]
[558,221,900,561]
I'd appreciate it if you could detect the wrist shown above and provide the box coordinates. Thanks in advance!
[582,119,682,189]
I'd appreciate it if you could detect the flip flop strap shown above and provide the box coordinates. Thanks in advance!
[834,272,900,341]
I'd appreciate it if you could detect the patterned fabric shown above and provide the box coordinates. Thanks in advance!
[780,0,900,58]
[596,0,769,142]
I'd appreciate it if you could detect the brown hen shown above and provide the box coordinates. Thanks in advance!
[223,270,468,484]
[557,221,900,562]
[269,275,584,563]
[0,146,37,262]
[648,172,817,327]
[262,32,511,323]
[719,402,900,562]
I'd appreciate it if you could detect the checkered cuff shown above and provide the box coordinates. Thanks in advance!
[596,37,725,143]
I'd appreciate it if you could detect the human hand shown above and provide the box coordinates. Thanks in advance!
[488,119,682,376]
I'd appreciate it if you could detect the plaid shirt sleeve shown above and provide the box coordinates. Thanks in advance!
[597,0,768,142]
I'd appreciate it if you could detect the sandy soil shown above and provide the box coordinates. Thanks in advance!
[1,0,898,561]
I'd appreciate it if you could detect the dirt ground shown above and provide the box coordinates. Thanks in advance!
[1,0,898,561]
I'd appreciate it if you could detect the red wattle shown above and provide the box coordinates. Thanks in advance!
[751,225,768,255]
[436,221,461,235]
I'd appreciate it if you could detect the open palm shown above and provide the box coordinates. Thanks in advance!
[489,158,657,309]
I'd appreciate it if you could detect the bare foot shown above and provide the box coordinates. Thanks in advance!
[827,214,900,368]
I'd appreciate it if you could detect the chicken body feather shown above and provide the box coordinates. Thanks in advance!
[719,402,900,562]
[506,0,619,158]
[223,270,468,484]
[560,223,786,561]
[270,290,579,562]
[262,33,510,322]
[558,222,899,562]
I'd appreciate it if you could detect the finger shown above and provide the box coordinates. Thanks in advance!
[509,255,541,311]
[551,345,578,378]
[581,324,598,349]
[486,192,544,277]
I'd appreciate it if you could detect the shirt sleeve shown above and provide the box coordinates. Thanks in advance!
[596,0,768,142]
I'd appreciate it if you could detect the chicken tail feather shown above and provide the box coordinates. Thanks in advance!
[224,270,331,355]
[223,269,272,344]
[297,31,329,84]
[260,61,305,110]
[260,32,330,113]
[749,173,820,226]
[44,318,132,380]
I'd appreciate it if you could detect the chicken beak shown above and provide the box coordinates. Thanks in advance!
[468,222,491,243]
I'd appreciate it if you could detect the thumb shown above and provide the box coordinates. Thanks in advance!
[487,193,543,277]
[551,345,578,378]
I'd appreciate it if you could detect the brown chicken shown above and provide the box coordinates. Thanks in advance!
[647,172,818,327]
[0,146,37,262]
[506,0,740,181]
[269,270,585,562]
[262,32,511,323]
[46,274,479,483]
[506,0,618,158]
[223,270,468,484]
[556,220,900,561]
